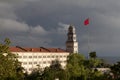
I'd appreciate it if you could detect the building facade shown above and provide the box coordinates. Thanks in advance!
[10,46,69,73]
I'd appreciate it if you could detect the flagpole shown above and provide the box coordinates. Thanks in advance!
[87,27,90,59]
[84,18,90,59]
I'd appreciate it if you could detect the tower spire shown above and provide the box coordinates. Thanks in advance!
[66,25,78,53]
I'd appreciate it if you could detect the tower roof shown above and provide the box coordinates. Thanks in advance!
[69,24,75,29]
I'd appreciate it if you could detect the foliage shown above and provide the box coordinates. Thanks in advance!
[89,51,97,59]
[88,52,103,68]
[0,38,24,80]
[0,39,115,80]
[88,58,102,68]
[19,51,109,80]
[110,62,120,80]
[66,53,105,80]
[41,60,68,80]
[25,69,42,80]
[66,53,87,80]
[26,60,68,80]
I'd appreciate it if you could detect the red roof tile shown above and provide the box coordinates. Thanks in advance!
[9,46,67,53]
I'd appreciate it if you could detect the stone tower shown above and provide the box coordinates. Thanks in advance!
[66,25,78,53]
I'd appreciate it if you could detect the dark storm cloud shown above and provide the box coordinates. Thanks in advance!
[1,0,120,56]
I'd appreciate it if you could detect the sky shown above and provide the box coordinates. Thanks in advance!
[0,0,120,57]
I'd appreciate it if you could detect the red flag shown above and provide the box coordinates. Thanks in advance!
[84,18,89,26]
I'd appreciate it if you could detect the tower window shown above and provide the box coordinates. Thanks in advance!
[73,37,76,40]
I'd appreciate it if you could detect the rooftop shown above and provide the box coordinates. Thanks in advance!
[9,46,68,53]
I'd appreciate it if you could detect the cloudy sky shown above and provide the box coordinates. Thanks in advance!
[1,0,120,57]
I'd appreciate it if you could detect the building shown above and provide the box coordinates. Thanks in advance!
[9,25,78,73]
[93,68,111,74]
[66,25,78,53]
[10,46,69,73]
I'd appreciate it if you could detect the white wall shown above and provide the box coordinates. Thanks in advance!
[12,52,69,73]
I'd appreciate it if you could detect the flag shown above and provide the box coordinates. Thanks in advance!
[84,18,89,26]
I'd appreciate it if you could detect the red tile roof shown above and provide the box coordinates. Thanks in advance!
[9,46,67,53]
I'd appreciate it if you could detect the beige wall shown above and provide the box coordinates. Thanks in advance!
[12,52,69,73]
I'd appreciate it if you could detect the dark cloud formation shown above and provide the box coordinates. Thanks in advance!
[0,0,120,56]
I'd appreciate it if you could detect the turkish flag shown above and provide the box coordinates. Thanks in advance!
[84,18,89,26]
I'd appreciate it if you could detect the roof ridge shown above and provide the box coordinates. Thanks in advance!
[40,47,51,52]
[16,46,28,51]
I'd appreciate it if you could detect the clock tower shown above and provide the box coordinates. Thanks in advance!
[66,25,78,53]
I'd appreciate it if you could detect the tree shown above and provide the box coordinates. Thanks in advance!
[88,52,102,68]
[66,53,89,80]
[66,53,105,80]
[89,51,97,59]
[0,38,24,80]
[25,65,43,80]
[41,60,68,80]
[110,62,120,80]
[25,52,109,80]
[26,60,68,80]
[88,58,102,68]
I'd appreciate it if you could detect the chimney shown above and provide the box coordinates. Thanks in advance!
[40,48,41,51]
[56,49,58,52]
[31,48,34,51]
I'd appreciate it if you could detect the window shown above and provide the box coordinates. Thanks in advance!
[38,56,42,58]
[47,56,50,58]
[67,46,72,48]
[29,62,32,64]
[29,68,33,71]
[64,61,67,63]
[43,56,46,58]
[60,56,62,58]
[56,55,58,58]
[48,61,51,63]
[43,61,46,64]
[33,56,37,58]
[18,56,22,58]
[52,56,54,58]
[73,37,76,40]
[64,55,67,58]
[29,56,32,58]
[52,61,55,64]
[23,56,27,58]
[59,61,62,63]
[34,62,37,64]
[23,62,27,65]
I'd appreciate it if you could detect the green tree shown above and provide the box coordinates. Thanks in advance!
[41,60,68,80]
[88,52,102,68]
[66,53,89,80]
[88,58,102,68]
[25,52,108,80]
[89,51,97,59]
[0,38,24,80]
[25,65,43,80]
[110,62,120,80]
[26,60,68,80]
[66,53,105,80]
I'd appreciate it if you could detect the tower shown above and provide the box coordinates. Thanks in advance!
[66,25,78,53]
